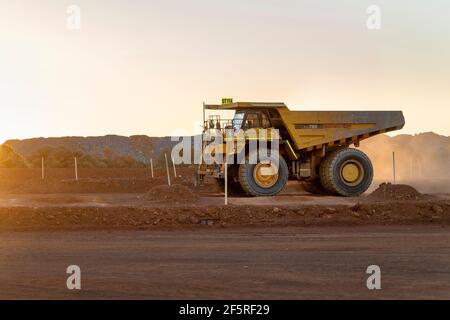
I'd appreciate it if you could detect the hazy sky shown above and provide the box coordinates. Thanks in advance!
[0,0,449,143]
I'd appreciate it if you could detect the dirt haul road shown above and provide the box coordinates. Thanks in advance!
[0,168,449,299]
[0,225,449,299]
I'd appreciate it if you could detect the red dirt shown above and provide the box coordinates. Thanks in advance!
[0,168,448,231]
[2,225,450,300]
[367,182,433,201]
[0,198,448,231]
[142,184,199,203]
[0,167,195,194]
[30,196,85,204]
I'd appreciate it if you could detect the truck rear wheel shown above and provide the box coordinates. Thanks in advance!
[319,148,373,197]
[238,149,288,196]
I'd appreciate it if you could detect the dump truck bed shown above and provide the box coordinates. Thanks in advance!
[277,109,405,151]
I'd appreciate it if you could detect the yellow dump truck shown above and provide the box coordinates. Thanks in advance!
[198,101,405,197]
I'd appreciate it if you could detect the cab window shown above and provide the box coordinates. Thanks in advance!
[232,112,245,130]
[244,113,260,128]
[261,112,271,128]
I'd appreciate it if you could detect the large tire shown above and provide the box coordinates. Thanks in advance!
[238,149,288,196]
[319,148,373,197]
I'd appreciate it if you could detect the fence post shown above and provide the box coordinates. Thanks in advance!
[41,157,45,180]
[150,158,154,179]
[172,156,177,178]
[224,162,228,205]
[74,157,78,181]
[165,154,171,186]
[392,151,396,184]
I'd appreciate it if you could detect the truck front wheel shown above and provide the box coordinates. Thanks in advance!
[319,148,373,197]
[238,150,288,196]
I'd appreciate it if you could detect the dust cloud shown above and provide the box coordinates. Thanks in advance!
[359,132,450,194]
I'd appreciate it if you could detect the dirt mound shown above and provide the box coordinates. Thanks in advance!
[367,183,431,201]
[143,184,199,202]
[1,199,449,231]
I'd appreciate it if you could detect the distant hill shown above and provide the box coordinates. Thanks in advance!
[4,135,178,168]
[0,144,27,168]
